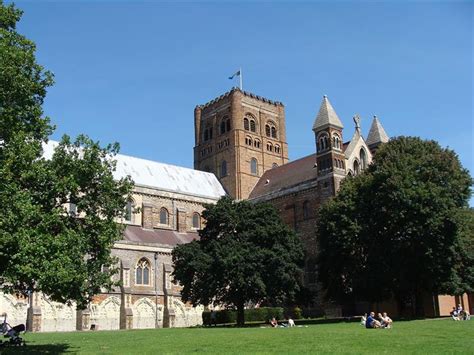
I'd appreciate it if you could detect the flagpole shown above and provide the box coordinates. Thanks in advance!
[239,67,243,90]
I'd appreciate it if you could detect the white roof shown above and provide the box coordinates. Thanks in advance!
[43,141,226,200]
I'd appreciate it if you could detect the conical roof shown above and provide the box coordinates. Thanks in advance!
[312,95,344,130]
[366,116,389,146]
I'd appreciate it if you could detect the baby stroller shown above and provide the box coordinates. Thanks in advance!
[0,315,26,347]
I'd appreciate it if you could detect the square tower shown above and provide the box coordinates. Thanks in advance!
[194,88,289,200]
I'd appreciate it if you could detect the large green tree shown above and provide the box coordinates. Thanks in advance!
[172,197,304,326]
[317,136,473,316]
[0,1,133,308]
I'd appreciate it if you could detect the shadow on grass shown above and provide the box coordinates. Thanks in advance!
[0,343,74,354]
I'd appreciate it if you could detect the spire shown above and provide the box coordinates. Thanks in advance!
[366,115,389,147]
[312,95,344,131]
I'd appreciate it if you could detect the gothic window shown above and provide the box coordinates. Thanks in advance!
[125,200,133,222]
[332,134,341,149]
[271,126,277,138]
[160,208,169,225]
[360,148,367,170]
[245,136,252,146]
[220,160,227,177]
[250,120,256,132]
[303,200,310,219]
[250,158,258,175]
[267,143,273,151]
[192,213,201,229]
[220,121,226,134]
[274,145,281,154]
[136,258,151,285]
[318,133,329,151]
[226,119,231,132]
[265,124,271,137]
[254,139,261,148]
[244,118,249,131]
[353,160,360,175]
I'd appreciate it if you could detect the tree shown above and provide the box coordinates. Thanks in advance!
[0,1,133,308]
[172,197,304,326]
[317,136,473,316]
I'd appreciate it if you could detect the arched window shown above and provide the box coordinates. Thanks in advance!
[250,158,258,175]
[250,120,256,132]
[136,258,151,285]
[267,143,273,151]
[226,119,231,132]
[204,129,209,141]
[245,136,252,146]
[271,126,277,138]
[209,127,213,139]
[220,121,226,134]
[125,200,133,222]
[332,134,341,149]
[192,213,201,229]
[244,118,249,131]
[318,133,329,151]
[272,163,279,169]
[275,145,281,153]
[160,208,169,225]
[303,201,310,219]
[360,148,367,170]
[254,139,261,148]
[353,160,360,175]
[265,124,271,137]
[220,160,227,177]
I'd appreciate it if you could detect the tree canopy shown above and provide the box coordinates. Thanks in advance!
[317,136,473,316]
[172,197,304,326]
[0,1,133,308]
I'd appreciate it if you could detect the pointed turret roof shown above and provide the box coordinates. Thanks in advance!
[312,95,344,130]
[366,116,389,146]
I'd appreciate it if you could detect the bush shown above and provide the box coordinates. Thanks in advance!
[202,307,284,326]
[293,307,302,320]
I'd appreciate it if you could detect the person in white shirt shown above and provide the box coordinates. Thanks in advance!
[382,312,393,328]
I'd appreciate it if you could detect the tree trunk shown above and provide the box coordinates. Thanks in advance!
[236,302,245,327]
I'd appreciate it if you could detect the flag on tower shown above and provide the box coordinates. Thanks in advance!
[228,70,241,80]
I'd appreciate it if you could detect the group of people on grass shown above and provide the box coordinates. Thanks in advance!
[450,304,471,321]
[361,311,393,329]
[270,317,295,328]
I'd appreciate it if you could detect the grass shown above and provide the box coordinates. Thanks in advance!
[2,318,472,354]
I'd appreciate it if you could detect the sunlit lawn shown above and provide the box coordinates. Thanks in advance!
[5,318,473,354]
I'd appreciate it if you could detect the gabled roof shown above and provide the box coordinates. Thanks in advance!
[312,95,344,130]
[123,225,198,247]
[43,141,226,200]
[249,154,318,200]
[366,116,389,147]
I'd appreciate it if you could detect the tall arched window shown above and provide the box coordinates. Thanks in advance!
[226,119,231,132]
[220,121,226,134]
[160,208,169,225]
[360,148,367,170]
[250,119,256,132]
[192,213,200,229]
[332,134,341,149]
[274,145,281,153]
[265,124,271,137]
[244,118,249,130]
[353,160,360,175]
[267,142,273,151]
[136,258,151,285]
[245,136,252,146]
[220,160,227,177]
[254,139,261,148]
[125,200,133,222]
[250,158,258,175]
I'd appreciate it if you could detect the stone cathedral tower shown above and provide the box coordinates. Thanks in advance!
[194,88,289,200]
[312,95,346,200]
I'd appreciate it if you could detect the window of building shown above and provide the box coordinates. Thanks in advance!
[353,160,360,175]
[318,133,329,151]
[209,127,213,139]
[267,143,273,151]
[192,213,200,229]
[136,258,151,285]
[245,136,252,146]
[272,163,279,169]
[274,145,281,154]
[303,200,310,219]
[125,200,133,222]
[360,148,367,170]
[220,121,226,135]
[244,118,249,131]
[250,119,256,132]
[160,208,169,225]
[265,124,271,137]
[250,158,258,175]
[220,160,227,177]
[332,134,341,149]
[226,119,231,132]
[254,139,261,148]
[204,129,209,141]
[271,126,277,138]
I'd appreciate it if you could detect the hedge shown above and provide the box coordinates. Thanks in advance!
[203,307,284,326]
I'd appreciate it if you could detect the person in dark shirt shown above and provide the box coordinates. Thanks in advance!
[365,312,381,328]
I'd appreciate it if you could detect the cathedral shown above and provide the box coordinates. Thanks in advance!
[1,88,470,332]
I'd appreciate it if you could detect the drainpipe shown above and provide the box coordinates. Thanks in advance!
[154,252,158,328]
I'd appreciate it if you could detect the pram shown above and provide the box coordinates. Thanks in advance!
[0,315,26,347]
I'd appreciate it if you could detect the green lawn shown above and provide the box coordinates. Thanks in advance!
[3,319,473,354]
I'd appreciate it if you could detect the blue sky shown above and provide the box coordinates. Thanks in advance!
[13,1,473,204]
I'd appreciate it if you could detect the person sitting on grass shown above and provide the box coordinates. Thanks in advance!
[365,312,381,328]
[270,317,278,328]
[450,307,460,321]
[381,312,393,328]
